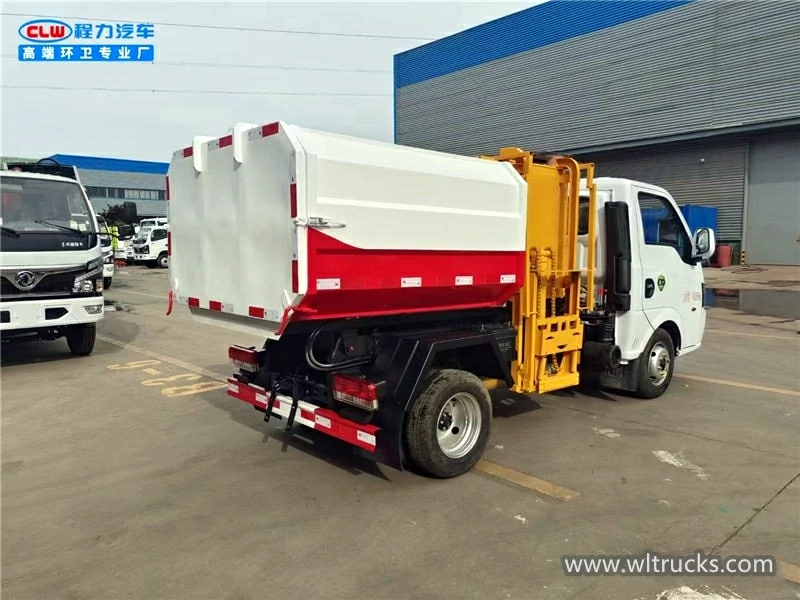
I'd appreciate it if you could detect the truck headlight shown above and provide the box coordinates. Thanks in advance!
[73,279,96,294]
[104,253,114,264]
[73,258,104,293]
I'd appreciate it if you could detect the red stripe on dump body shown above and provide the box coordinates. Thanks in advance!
[284,228,525,325]
[218,135,233,148]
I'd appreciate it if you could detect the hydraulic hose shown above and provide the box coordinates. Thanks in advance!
[305,326,372,372]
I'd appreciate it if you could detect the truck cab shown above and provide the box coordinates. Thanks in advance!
[577,177,715,395]
[132,225,169,268]
[0,159,105,355]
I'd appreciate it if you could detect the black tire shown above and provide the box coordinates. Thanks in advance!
[404,369,492,478]
[157,253,169,269]
[103,277,112,289]
[633,328,675,399]
[66,323,96,356]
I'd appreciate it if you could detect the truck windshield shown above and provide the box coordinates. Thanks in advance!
[1,176,97,235]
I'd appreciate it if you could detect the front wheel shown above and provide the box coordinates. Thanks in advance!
[633,328,675,399]
[66,323,96,356]
[157,252,169,269]
[404,369,492,478]
[103,277,112,289]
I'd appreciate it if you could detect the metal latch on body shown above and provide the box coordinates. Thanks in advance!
[292,216,346,229]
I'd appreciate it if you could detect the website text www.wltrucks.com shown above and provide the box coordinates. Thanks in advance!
[562,551,777,576]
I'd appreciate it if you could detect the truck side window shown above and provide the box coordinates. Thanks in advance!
[638,192,691,262]
[151,229,167,241]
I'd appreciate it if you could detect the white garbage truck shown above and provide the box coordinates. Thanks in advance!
[0,159,105,355]
[166,122,716,478]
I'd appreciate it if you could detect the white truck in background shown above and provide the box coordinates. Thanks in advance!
[96,215,116,289]
[132,224,169,268]
[0,159,104,355]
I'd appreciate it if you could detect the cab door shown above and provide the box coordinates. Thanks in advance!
[634,188,705,352]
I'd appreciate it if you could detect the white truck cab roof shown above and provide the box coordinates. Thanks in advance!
[1,169,84,187]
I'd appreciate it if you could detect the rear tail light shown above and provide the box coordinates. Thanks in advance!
[332,374,379,411]
[229,345,259,372]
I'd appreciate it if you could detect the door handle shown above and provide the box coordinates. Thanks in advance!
[645,278,655,298]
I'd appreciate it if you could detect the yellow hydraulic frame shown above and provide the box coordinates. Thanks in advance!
[480,148,597,395]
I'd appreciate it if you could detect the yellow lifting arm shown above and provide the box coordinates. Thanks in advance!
[480,148,597,394]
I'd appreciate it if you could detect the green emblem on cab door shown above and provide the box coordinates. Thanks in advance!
[657,275,666,291]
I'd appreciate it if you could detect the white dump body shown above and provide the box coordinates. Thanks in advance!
[167,121,528,338]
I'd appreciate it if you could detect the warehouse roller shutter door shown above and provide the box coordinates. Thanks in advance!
[579,137,747,241]
[744,132,800,266]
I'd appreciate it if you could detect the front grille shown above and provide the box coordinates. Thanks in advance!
[0,269,83,298]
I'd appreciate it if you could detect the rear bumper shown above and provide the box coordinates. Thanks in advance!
[0,296,104,331]
[226,378,379,452]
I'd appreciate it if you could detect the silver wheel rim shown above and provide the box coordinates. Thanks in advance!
[648,342,671,387]
[436,392,481,459]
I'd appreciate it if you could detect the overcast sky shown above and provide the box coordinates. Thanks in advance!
[0,1,540,162]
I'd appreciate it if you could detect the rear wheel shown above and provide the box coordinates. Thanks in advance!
[404,369,492,478]
[633,328,675,399]
[66,323,96,356]
[157,252,169,269]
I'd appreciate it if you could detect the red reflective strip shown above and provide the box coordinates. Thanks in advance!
[289,183,297,218]
[209,300,222,311]
[291,260,298,293]
[248,306,265,318]
[218,135,233,148]
[182,146,193,158]
[262,122,279,137]
[187,297,199,307]
[226,379,379,452]
[167,231,171,256]
[165,176,170,201]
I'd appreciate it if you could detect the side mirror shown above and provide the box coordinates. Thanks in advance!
[692,227,716,261]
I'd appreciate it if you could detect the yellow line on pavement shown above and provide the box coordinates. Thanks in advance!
[475,459,580,502]
[677,374,800,398]
[778,559,800,585]
[97,334,227,383]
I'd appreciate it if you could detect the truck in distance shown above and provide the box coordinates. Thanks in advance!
[166,121,716,478]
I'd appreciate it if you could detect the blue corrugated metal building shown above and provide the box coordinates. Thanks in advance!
[394,0,800,265]
[46,153,169,219]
